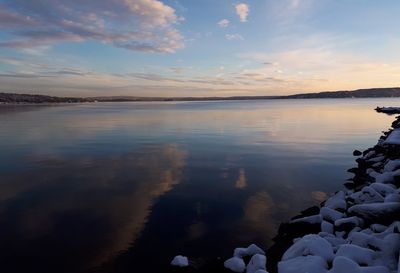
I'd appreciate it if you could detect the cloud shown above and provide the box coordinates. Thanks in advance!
[0,0,184,53]
[0,73,52,78]
[225,34,244,41]
[218,19,230,28]
[0,144,187,272]
[290,0,301,9]
[0,56,49,69]
[235,34,400,93]
[235,168,247,189]
[5,29,400,97]
[128,72,186,83]
[0,9,37,27]
[235,3,249,22]
[267,0,317,26]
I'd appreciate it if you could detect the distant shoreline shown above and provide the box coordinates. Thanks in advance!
[2,87,400,104]
[2,97,400,107]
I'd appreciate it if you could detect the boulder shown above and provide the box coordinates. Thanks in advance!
[282,235,334,262]
[247,254,266,273]
[171,255,189,267]
[224,257,246,273]
[348,202,400,225]
[278,255,328,273]
[336,244,376,266]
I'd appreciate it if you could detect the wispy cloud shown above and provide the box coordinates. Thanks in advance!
[235,3,249,22]
[218,19,230,28]
[236,34,400,93]
[0,0,184,53]
[267,0,317,26]
[225,34,244,41]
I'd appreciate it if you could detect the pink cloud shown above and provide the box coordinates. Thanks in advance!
[0,0,184,53]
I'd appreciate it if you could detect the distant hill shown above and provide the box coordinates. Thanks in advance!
[1,87,400,104]
[282,87,400,99]
[0,92,92,103]
[91,95,277,102]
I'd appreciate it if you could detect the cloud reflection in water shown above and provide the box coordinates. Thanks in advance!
[0,144,187,273]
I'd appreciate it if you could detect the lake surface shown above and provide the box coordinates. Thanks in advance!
[0,98,398,273]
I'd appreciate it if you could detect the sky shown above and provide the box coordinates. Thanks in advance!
[1,0,400,97]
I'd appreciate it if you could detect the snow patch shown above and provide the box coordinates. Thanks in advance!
[384,129,400,145]
[171,255,189,267]
[224,257,246,273]
[282,234,334,262]
[278,255,328,273]
[247,254,267,273]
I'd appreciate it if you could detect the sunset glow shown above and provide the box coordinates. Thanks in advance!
[1,0,400,96]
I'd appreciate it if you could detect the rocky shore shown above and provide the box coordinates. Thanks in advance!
[264,107,400,273]
[170,107,400,273]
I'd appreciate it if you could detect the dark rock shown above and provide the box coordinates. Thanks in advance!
[344,181,356,190]
[356,158,371,169]
[275,221,321,240]
[268,221,321,273]
[363,148,374,156]
[347,167,360,174]
[353,150,362,156]
[266,238,293,273]
[392,175,400,187]
[300,206,320,217]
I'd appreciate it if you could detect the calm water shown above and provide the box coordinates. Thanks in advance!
[0,99,398,273]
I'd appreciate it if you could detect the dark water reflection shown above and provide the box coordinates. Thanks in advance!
[0,99,398,273]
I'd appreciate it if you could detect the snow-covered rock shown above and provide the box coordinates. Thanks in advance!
[384,129,400,145]
[384,192,400,202]
[370,183,396,197]
[330,256,359,273]
[227,244,266,273]
[234,244,265,258]
[379,233,400,271]
[330,256,389,273]
[370,223,388,233]
[234,248,248,258]
[373,162,384,168]
[360,227,373,235]
[321,221,334,234]
[247,254,266,273]
[171,255,189,267]
[367,155,386,163]
[384,159,400,172]
[363,151,376,160]
[326,237,347,248]
[382,221,400,235]
[370,169,400,184]
[349,226,363,237]
[224,257,246,273]
[282,234,334,262]
[348,202,400,224]
[335,244,376,266]
[348,231,383,249]
[325,191,347,211]
[320,207,344,222]
[335,216,364,230]
[278,255,328,273]
[247,244,266,256]
[350,186,384,204]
